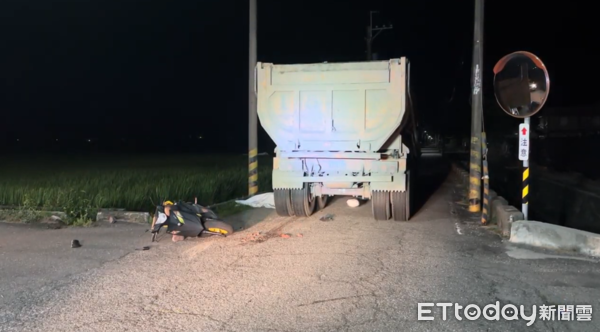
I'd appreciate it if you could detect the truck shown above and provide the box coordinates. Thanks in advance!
[255,57,420,221]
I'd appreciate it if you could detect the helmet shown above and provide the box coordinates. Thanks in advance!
[163,200,174,206]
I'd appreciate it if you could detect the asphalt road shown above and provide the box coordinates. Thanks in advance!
[1,157,600,332]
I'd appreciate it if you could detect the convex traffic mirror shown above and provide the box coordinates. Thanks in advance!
[493,51,550,118]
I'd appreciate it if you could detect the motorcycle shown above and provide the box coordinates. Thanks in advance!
[150,199,234,242]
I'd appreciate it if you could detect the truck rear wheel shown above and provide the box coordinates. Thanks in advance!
[391,171,411,221]
[391,192,408,221]
[274,189,294,216]
[371,191,390,220]
[291,184,316,217]
[316,195,328,211]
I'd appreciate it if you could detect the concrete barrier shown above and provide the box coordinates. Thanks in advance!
[96,209,150,224]
[490,196,507,226]
[488,189,498,201]
[451,162,523,236]
[451,162,600,257]
[495,204,524,237]
[509,220,600,258]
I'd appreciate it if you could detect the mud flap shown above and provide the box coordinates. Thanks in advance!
[370,172,406,192]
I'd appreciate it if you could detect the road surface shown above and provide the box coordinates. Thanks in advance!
[1,158,599,331]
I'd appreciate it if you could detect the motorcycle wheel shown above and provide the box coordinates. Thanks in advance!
[204,220,234,236]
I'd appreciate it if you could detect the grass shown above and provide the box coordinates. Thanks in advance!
[0,153,273,224]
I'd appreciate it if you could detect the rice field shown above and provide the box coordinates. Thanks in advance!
[0,153,273,215]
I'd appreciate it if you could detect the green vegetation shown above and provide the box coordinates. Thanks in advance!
[0,154,273,224]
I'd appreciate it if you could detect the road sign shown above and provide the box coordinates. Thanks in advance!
[518,123,530,161]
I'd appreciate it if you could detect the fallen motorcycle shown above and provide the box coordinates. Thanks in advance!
[150,200,234,242]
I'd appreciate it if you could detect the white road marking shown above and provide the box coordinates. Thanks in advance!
[455,223,463,235]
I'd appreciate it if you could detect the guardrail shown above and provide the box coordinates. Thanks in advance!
[454,159,600,235]
[451,162,522,237]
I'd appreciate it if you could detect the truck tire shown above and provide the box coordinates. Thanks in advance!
[371,190,390,220]
[391,171,411,221]
[316,195,328,211]
[291,184,316,217]
[274,189,294,216]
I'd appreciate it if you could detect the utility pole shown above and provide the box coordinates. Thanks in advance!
[468,0,484,213]
[248,0,258,196]
[365,11,393,61]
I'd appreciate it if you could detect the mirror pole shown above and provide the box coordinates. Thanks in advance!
[522,117,530,220]
[469,0,484,213]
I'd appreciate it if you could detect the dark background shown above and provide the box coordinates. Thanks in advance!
[0,0,595,153]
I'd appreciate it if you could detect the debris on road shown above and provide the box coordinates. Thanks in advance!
[241,231,266,243]
[71,240,81,248]
[235,193,275,209]
[297,233,303,237]
[346,199,360,207]
[280,233,291,239]
[320,214,335,221]
[135,246,150,251]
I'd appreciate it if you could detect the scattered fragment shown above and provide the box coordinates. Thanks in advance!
[297,233,303,237]
[71,240,82,248]
[136,246,150,251]
[346,198,360,208]
[320,214,335,221]
[280,233,291,239]
[109,216,116,224]
[241,231,268,243]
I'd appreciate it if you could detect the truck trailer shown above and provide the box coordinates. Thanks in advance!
[255,57,420,221]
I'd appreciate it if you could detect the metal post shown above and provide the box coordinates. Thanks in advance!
[365,11,392,61]
[468,0,484,213]
[248,0,258,196]
[522,117,530,220]
[366,25,372,60]
[481,131,489,224]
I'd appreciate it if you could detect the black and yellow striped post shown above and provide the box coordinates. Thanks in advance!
[248,148,258,196]
[481,132,489,224]
[468,136,482,213]
[522,166,529,220]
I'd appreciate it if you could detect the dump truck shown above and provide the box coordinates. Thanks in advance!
[255,57,420,221]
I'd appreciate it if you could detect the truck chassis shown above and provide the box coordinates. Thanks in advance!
[272,146,414,221]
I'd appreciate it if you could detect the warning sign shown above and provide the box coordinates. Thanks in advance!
[518,123,530,161]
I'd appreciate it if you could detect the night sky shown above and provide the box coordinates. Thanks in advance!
[0,0,595,152]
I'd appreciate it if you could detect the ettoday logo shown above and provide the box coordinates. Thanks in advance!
[418,302,536,326]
